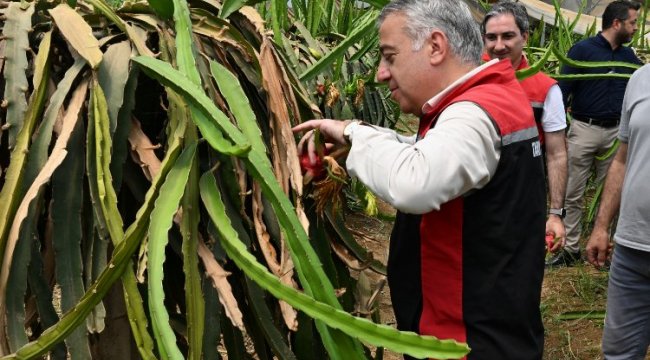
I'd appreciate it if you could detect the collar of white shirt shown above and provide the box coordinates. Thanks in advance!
[421,59,500,115]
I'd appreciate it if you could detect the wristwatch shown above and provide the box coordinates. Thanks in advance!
[343,120,362,144]
[549,208,566,219]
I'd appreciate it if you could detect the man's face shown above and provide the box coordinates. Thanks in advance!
[483,13,528,68]
[615,9,638,45]
[376,13,434,116]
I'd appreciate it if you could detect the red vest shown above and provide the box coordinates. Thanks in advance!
[389,60,546,359]
[419,59,535,137]
[517,56,557,144]
[480,54,557,144]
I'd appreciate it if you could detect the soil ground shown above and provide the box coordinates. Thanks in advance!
[345,203,649,360]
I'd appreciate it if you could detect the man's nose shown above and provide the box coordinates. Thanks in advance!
[494,38,506,50]
[376,63,390,82]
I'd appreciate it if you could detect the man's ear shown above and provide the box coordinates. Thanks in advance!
[523,31,529,43]
[429,30,448,65]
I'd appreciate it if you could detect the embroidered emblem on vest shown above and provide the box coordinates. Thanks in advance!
[532,140,542,157]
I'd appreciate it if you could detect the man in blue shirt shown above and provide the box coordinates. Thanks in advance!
[548,0,642,267]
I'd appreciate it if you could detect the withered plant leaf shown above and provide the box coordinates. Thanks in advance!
[127,117,161,282]
[197,240,244,330]
[238,6,266,35]
[252,185,280,275]
[49,4,103,69]
[330,241,364,270]
[259,38,303,196]
[252,185,298,330]
[353,271,373,316]
[128,117,162,182]
[191,12,251,61]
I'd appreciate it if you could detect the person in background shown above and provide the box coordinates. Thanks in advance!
[293,0,546,358]
[482,0,568,253]
[548,0,642,267]
[585,63,650,359]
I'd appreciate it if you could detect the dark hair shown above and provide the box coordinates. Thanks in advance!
[481,1,529,36]
[602,0,641,30]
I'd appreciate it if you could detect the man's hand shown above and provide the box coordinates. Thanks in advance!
[586,227,613,268]
[292,119,351,164]
[545,215,566,253]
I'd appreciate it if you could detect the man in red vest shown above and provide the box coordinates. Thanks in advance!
[293,0,546,358]
[482,0,568,254]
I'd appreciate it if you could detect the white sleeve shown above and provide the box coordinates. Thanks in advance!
[541,84,567,133]
[345,102,501,214]
[367,125,417,144]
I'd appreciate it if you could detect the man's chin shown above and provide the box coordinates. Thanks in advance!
[399,104,421,117]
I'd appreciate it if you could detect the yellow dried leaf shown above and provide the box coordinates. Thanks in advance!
[49,4,103,69]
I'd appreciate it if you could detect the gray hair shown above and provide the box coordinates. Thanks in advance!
[481,1,530,36]
[378,0,483,66]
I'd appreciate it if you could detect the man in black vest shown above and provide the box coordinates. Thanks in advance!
[482,1,568,253]
[293,0,546,358]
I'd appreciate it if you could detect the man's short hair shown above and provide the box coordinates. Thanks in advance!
[481,1,530,36]
[378,0,483,66]
[602,0,641,30]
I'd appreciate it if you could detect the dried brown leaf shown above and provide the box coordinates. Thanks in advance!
[124,14,160,31]
[127,117,162,282]
[252,185,298,330]
[197,240,244,330]
[312,157,347,215]
[354,272,386,317]
[353,271,373,316]
[237,6,266,35]
[259,39,303,196]
[252,185,280,274]
[330,241,364,271]
[128,117,162,181]
[192,18,251,62]
[233,159,249,218]
[278,239,298,331]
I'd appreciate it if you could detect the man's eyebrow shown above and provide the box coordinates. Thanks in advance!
[484,30,518,37]
[379,44,396,53]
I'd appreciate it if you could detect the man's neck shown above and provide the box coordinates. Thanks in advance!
[600,29,621,50]
[512,54,524,70]
[420,61,487,115]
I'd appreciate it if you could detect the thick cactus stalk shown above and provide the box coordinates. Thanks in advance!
[0,2,34,149]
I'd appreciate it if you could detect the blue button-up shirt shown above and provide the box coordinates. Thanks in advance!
[559,33,642,119]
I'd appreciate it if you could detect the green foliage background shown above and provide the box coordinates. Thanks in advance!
[0,0,648,359]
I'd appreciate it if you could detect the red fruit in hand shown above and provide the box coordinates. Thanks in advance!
[545,234,555,251]
[300,152,326,181]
